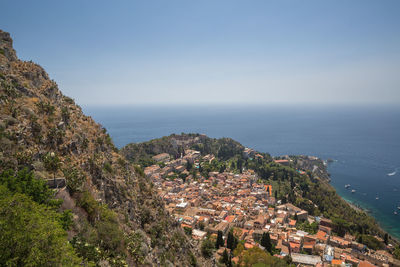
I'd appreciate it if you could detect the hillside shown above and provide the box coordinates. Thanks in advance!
[122,134,398,248]
[0,30,200,266]
[121,133,246,167]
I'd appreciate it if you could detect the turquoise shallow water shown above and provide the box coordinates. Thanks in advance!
[84,105,400,239]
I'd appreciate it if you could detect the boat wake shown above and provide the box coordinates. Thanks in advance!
[387,167,398,176]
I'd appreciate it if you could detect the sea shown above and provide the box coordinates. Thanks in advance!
[83,104,400,239]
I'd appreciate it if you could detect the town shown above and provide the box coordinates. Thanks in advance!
[144,149,400,267]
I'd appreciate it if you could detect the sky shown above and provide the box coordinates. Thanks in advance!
[1,0,400,106]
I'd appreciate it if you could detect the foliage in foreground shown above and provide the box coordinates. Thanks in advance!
[234,246,291,267]
[0,184,81,266]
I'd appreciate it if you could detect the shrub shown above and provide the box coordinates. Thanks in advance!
[59,209,74,230]
[103,162,113,173]
[184,226,192,236]
[77,190,99,222]
[35,101,55,115]
[359,235,384,250]
[95,205,124,254]
[201,238,214,258]
[63,167,85,193]
[117,157,126,167]
[63,96,75,104]
[61,106,70,124]
[0,168,52,204]
[0,185,81,266]
[127,232,146,265]
[134,165,145,177]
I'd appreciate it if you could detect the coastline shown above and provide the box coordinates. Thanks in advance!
[343,197,365,213]
[331,180,400,243]
[324,160,400,242]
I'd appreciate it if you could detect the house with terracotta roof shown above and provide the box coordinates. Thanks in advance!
[358,260,376,267]
[316,230,329,244]
[288,219,297,228]
[319,224,332,235]
[331,259,344,265]
[290,242,301,253]
[329,235,350,248]
[224,215,236,223]
[303,240,316,254]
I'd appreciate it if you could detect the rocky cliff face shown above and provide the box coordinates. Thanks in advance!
[0,30,199,266]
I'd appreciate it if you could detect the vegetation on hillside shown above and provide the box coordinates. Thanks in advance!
[0,170,81,266]
[0,30,201,266]
[122,133,394,249]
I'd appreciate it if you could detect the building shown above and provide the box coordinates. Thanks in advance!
[192,229,207,240]
[152,153,171,163]
[296,210,308,221]
[291,253,322,266]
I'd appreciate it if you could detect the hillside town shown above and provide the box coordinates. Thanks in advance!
[144,150,400,267]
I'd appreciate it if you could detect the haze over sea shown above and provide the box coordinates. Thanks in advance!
[84,105,400,239]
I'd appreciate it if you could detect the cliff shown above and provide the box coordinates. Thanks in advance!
[0,30,200,266]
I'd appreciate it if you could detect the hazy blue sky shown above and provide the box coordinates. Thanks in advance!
[1,0,400,106]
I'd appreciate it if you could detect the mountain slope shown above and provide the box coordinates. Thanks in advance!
[0,30,199,266]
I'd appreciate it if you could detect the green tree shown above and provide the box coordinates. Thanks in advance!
[198,221,205,231]
[43,152,61,188]
[216,230,224,249]
[261,232,272,253]
[59,209,74,230]
[201,238,214,258]
[239,246,288,267]
[220,249,232,267]
[227,230,238,250]
[0,169,51,204]
[184,226,193,236]
[384,233,388,245]
[0,186,81,266]
[186,161,193,171]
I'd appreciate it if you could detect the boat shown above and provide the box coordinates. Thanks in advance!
[388,171,396,176]
[345,184,350,189]
[394,211,398,215]
[375,197,379,200]
[398,206,400,210]
[351,189,356,193]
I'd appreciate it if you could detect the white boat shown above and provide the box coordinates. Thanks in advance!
[394,211,398,215]
[388,172,396,176]
[375,197,379,200]
[351,189,356,193]
[345,184,350,189]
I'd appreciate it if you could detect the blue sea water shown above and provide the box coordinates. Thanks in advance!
[83,105,400,239]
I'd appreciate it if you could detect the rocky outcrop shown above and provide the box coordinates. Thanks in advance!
[0,29,201,266]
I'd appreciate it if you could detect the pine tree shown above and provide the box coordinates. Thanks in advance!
[227,231,233,249]
[216,230,224,249]
[384,233,389,245]
[227,230,238,250]
[220,249,229,265]
[261,232,272,253]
